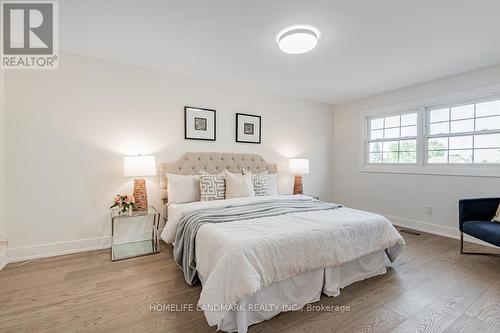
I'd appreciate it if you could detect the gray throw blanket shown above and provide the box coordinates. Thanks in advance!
[173,198,342,285]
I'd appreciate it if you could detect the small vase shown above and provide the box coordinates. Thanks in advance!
[118,206,128,216]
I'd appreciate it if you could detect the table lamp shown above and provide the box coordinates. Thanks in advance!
[123,155,157,211]
[289,159,309,195]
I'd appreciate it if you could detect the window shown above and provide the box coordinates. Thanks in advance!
[363,91,500,176]
[426,99,500,164]
[367,112,418,164]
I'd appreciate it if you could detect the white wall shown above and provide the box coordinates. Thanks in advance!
[0,70,6,243]
[333,64,500,239]
[5,52,334,260]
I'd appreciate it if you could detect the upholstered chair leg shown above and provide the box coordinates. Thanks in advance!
[460,232,500,256]
[460,232,464,254]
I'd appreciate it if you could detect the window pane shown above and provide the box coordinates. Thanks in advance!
[450,119,474,133]
[384,115,400,128]
[369,142,383,153]
[401,125,417,138]
[370,118,384,130]
[430,122,449,135]
[369,153,383,163]
[401,113,417,126]
[370,129,383,140]
[476,100,500,117]
[424,99,500,165]
[383,152,399,163]
[400,139,416,152]
[449,150,473,164]
[383,141,399,152]
[475,116,500,132]
[428,137,448,150]
[428,150,448,163]
[449,136,473,150]
[474,149,500,164]
[367,111,420,165]
[429,108,449,123]
[384,127,400,139]
[399,152,416,164]
[451,104,474,120]
[474,133,500,148]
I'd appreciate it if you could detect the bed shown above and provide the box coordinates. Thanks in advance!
[159,153,405,333]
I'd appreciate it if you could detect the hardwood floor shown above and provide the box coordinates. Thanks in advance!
[0,229,499,333]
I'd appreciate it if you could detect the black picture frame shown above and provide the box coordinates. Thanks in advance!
[236,113,262,144]
[184,106,216,141]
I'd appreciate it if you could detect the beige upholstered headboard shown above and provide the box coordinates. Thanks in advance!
[160,152,278,202]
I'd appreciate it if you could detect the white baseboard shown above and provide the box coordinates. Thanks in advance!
[6,226,166,262]
[7,236,111,262]
[0,246,9,271]
[385,214,498,249]
[2,214,497,264]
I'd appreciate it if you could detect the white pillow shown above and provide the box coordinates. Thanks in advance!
[167,174,200,204]
[225,171,255,199]
[267,173,278,196]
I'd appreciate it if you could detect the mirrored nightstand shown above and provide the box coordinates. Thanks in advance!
[111,206,160,261]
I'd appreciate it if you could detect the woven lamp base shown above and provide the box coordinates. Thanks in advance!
[133,178,148,211]
[293,175,303,195]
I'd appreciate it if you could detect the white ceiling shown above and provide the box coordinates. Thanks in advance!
[61,0,500,104]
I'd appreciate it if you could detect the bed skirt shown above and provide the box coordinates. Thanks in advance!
[199,250,389,333]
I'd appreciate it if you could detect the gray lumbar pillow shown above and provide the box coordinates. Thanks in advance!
[199,170,226,201]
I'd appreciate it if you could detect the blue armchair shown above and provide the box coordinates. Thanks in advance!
[459,198,500,256]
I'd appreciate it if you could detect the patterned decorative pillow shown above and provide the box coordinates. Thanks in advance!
[199,170,226,201]
[242,169,269,196]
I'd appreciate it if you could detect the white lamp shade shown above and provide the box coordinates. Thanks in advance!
[123,155,157,178]
[289,159,309,175]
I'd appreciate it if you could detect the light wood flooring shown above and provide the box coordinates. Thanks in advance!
[0,229,499,333]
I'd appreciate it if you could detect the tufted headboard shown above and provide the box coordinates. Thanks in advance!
[160,152,277,202]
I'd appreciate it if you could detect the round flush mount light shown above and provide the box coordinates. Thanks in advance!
[277,25,320,55]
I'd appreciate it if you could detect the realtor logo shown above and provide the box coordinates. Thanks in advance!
[1,1,58,69]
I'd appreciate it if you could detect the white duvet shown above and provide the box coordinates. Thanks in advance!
[161,195,405,326]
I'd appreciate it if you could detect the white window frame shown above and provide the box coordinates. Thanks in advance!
[424,96,500,166]
[365,110,420,165]
[359,84,500,178]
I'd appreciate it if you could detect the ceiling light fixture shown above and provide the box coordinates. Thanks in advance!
[277,25,320,55]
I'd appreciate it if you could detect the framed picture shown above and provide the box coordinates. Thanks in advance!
[184,106,216,141]
[236,113,261,144]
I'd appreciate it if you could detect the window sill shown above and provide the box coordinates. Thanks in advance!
[359,164,500,178]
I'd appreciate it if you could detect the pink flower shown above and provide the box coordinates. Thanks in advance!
[124,195,135,205]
